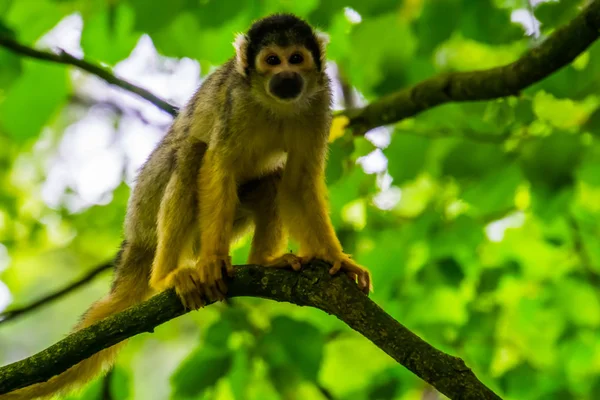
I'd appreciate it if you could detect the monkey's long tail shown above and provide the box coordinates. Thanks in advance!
[0,244,152,400]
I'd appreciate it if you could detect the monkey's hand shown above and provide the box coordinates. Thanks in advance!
[195,254,232,293]
[303,253,372,295]
[252,253,303,271]
[164,268,223,310]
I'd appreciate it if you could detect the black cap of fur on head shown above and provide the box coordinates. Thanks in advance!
[244,14,324,72]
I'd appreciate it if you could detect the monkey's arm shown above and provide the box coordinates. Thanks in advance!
[279,136,371,293]
[149,169,219,310]
[149,171,196,291]
[196,149,238,286]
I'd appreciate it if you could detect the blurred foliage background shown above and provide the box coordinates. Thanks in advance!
[1,0,600,399]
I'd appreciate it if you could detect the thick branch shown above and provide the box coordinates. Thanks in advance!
[0,263,113,326]
[0,36,178,117]
[0,262,501,400]
[345,0,600,134]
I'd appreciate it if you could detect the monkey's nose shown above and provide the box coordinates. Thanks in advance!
[270,72,303,100]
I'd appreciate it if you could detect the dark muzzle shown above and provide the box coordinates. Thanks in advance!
[269,72,303,100]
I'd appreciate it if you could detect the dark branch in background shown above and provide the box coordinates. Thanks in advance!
[70,95,171,128]
[344,0,600,134]
[0,263,502,400]
[0,36,178,117]
[1,1,598,136]
[0,263,113,326]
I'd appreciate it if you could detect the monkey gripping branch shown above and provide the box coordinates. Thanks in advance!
[0,263,502,400]
[1,2,600,400]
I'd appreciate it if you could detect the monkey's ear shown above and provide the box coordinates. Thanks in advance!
[233,33,249,76]
[315,31,329,66]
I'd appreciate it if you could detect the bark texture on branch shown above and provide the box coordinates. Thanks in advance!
[0,263,502,400]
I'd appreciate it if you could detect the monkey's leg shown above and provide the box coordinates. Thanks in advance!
[149,171,216,309]
[279,149,372,293]
[196,151,239,287]
[239,172,301,271]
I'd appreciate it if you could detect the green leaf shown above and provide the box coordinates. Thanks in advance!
[534,0,584,30]
[442,141,509,181]
[414,0,460,55]
[326,139,353,185]
[4,0,72,43]
[0,60,69,141]
[557,279,600,328]
[345,13,416,95]
[171,347,233,398]
[228,349,251,400]
[385,133,429,185]
[81,3,141,65]
[204,307,252,348]
[461,163,522,216]
[260,0,320,17]
[109,367,132,399]
[0,48,22,89]
[260,316,324,383]
[459,0,524,45]
[126,0,187,33]
[532,91,599,130]
[520,132,584,191]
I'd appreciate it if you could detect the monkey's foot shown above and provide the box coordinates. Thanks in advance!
[258,253,302,271]
[302,254,372,295]
[168,268,210,310]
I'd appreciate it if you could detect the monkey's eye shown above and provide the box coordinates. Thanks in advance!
[266,55,281,66]
[289,53,304,64]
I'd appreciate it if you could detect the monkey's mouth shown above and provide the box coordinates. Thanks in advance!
[268,73,304,102]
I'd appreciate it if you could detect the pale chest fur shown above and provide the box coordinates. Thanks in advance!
[225,116,288,182]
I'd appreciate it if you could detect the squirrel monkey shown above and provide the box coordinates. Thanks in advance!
[1,14,371,399]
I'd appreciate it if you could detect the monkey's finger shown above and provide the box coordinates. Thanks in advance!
[203,284,220,302]
[223,256,232,274]
[197,264,208,284]
[216,277,228,295]
[359,272,371,295]
[211,282,226,301]
[191,290,204,310]
[329,260,342,275]
[211,262,223,286]
[226,264,236,277]
[291,259,302,271]
[299,255,314,264]
[346,271,358,282]
[177,290,190,310]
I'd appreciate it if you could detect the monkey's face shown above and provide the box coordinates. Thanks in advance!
[252,45,323,105]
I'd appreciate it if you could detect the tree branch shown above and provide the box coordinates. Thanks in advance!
[0,36,178,117]
[0,263,113,326]
[344,0,600,134]
[1,1,598,137]
[0,262,501,400]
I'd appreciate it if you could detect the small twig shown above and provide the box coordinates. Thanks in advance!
[0,36,178,117]
[0,263,113,326]
[70,95,171,128]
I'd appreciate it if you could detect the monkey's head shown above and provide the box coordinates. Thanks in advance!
[234,14,329,111]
